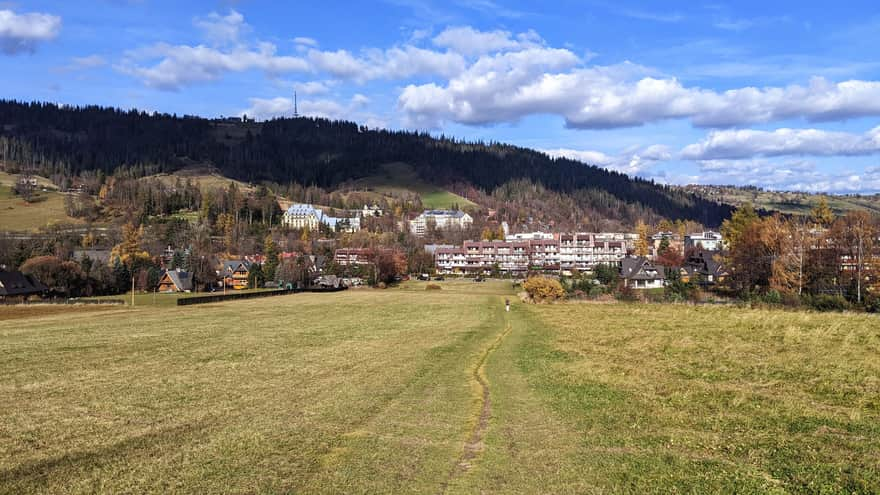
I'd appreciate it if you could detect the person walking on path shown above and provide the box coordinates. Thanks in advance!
[505,298,510,312]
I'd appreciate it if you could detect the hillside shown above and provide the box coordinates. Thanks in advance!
[0,100,733,227]
[341,162,476,210]
[681,184,880,216]
[0,172,85,231]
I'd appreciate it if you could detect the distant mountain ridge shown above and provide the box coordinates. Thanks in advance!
[0,100,733,226]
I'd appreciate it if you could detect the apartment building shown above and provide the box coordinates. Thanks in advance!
[409,210,473,237]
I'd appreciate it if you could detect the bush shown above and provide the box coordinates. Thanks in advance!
[807,294,851,312]
[862,294,880,313]
[425,284,442,291]
[522,276,565,302]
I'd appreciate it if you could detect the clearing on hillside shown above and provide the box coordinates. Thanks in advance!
[341,162,477,210]
[0,172,84,231]
[1,282,877,494]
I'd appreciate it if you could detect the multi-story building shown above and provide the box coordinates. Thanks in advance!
[409,210,473,236]
[282,204,361,233]
[434,247,468,273]
[505,231,554,241]
[432,233,636,275]
[685,231,724,251]
[558,233,636,272]
[463,240,531,274]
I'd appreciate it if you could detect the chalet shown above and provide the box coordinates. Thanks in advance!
[156,269,194,293]
[621,257,667,289]
[221,260,251,290]
[680,252,726,286]
[0,270,48,301]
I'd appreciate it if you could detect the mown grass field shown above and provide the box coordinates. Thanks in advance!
[1,282,878,494]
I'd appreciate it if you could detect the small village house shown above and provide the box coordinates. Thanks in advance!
[156,268,194,293]
[620,257,667,289]
[221,260,251,290]
[0,270,48,301]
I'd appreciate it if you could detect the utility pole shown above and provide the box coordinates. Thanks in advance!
[131,270,135,307]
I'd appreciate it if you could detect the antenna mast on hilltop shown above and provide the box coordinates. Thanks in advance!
[293,91,299,118]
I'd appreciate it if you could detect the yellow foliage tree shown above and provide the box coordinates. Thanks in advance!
[110,221,150,269]
[522,276,565,302]
[635,221,650,257]
[811,197,835,228]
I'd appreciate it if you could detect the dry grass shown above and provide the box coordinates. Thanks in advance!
[2,286,877,494]
[501,303,880,493]
[0,284,510,494]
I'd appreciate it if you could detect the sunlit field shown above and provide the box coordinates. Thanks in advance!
[1,281,877,494]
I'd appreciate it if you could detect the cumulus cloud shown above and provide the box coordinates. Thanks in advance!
[681,126,880,160]
[399,41,880,130]
[307,45,465,82]
[0,9,61,55]
[683,158,880,193]
[194,10,248,45]
[542,145,672,175]
[241,94,385,128]
[431,26,541,56]
[122,10,467,89]
[119,42,310,90]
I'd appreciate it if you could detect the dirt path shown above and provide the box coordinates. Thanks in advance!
[439,315,513,494]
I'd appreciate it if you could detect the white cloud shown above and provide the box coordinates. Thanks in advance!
[194,10,247,45]
[119,42,310,90]
[683,158,880,193]
[241,94,386,127]
[307,45,466,82]
[293,36,318,47]
[399,52,880,129]
[681,127,880,160]
[431,26,541,56]
[542,145,671,176]
[0,9,61,55]
[291,80,335,95]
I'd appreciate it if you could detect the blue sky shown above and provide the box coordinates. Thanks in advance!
[3,1,880,193]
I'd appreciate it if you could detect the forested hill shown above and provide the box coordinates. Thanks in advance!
[0,100,732,225]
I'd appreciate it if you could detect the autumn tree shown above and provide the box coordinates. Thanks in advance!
[110,221,150,270]
[811,197,835,228]
[635,220,650,257]
[20,255,84,296]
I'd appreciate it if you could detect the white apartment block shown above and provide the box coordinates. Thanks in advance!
[409,210,473,236]
[433,233,637,274]
[558,233,637,272]
[685,231,724,251]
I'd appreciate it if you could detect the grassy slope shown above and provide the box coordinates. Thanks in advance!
[0,172,84,231]
[692,186,880,216]
[2,285,878,494]
[343,162,477,210]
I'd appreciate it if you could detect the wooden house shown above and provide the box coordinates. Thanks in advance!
[221,260,251,290]
[156,269,194,293]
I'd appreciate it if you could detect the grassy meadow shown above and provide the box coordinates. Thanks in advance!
[0,173,85,231]
[1,281,878,493]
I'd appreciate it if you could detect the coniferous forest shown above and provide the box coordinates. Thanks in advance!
[0,100,732,225]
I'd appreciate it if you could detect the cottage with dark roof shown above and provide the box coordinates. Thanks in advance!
[620,257,667,289]
[157,269,194,293]
[0,270,48,301]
